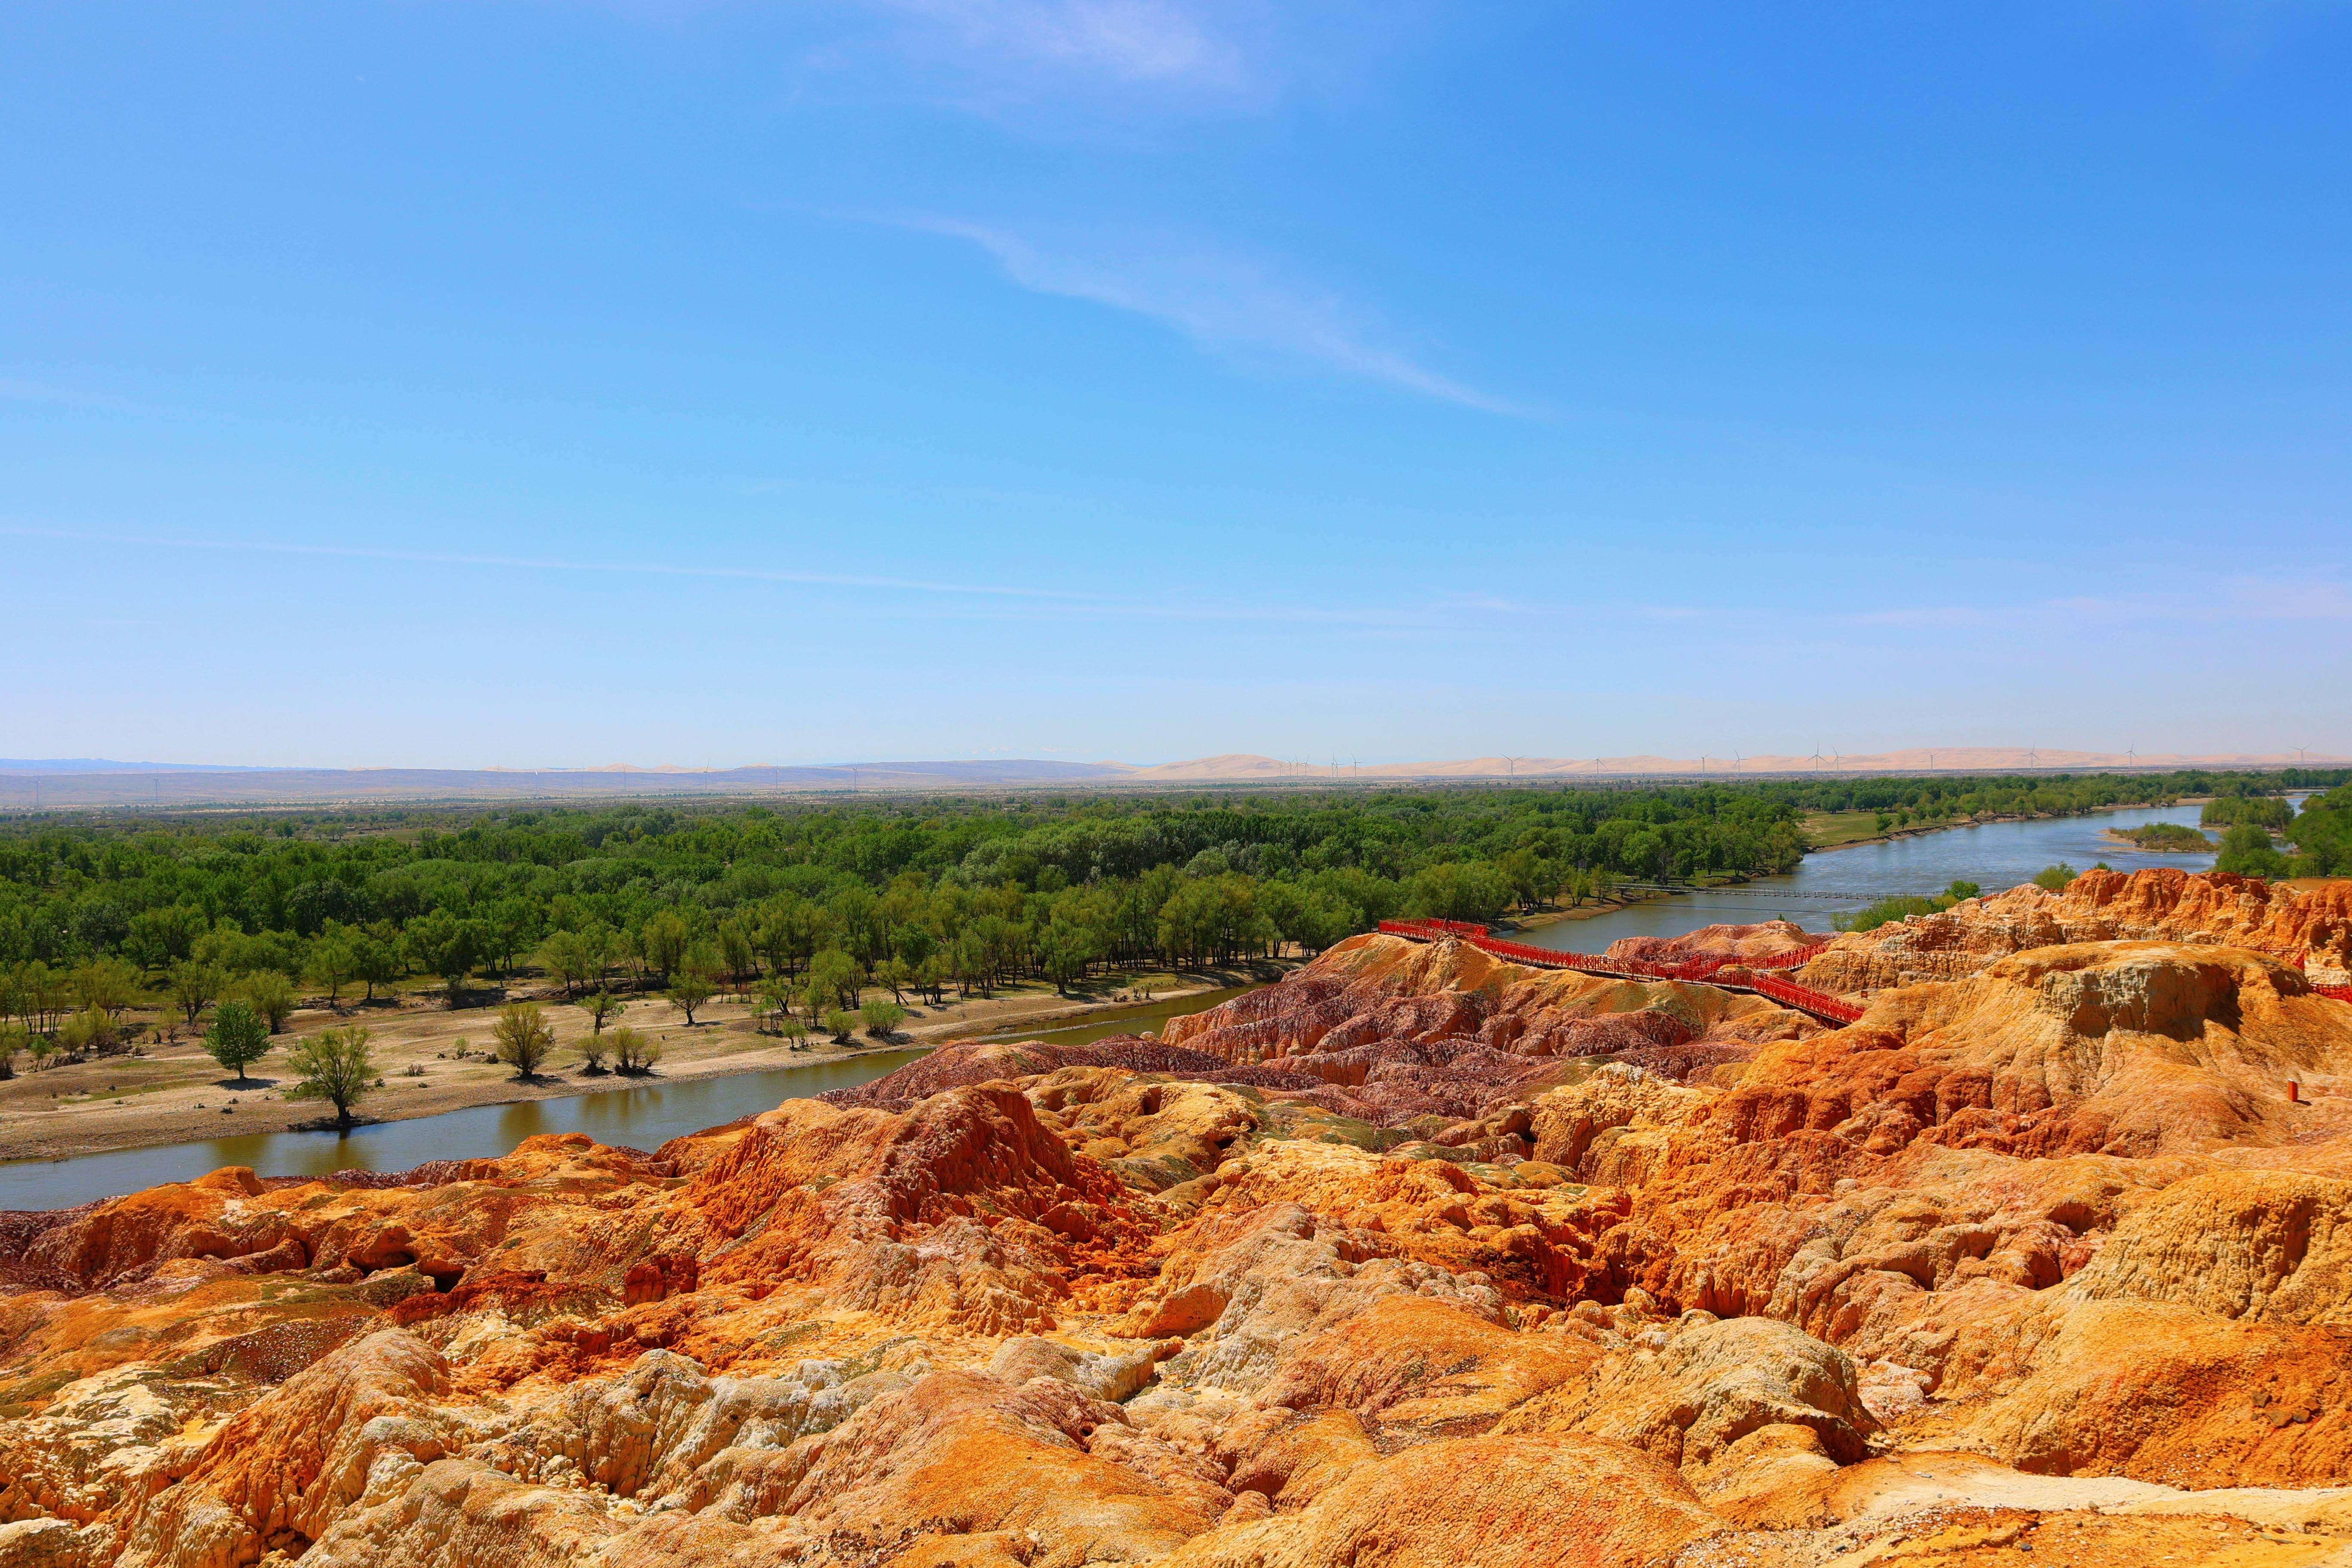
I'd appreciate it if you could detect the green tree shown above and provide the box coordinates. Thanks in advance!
[641,910,691,982]
[203,1000,271,1085]
[72,957,138,1020]
[0,1023,23,1079]
[809,948,864,1010]
[287,1026,376,1128]
[540,930,595,995]
[576,1030,609,1072]
[308,929,359,1007]
[579,991,625,1036]
[2032,864,2077,892]
[1037,921,1093,995]
[171,961,226,1027]
[823,1008,858,1043]
[403,909,481,1006]
[874,956,913,1004]
[860,998,906,1038]
[353,931,400,1003]
[666,970,716,1026]
[2217,824,2291,879]
[491,1001,556,1078]
[241,970,298,1033]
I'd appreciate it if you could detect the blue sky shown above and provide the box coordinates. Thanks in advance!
[4,0,2349,768]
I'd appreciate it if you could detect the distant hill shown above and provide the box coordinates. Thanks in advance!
[0,746,2338,810]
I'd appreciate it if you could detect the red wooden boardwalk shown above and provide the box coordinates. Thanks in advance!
[1374,920,1865,1026]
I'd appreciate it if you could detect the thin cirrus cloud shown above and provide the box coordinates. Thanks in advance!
[862,0,1246,88]
[910,217,1516,412]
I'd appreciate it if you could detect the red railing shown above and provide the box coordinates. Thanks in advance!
[1375,921,1862,1026]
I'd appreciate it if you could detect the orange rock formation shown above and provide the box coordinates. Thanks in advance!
[5,874,2352,1567]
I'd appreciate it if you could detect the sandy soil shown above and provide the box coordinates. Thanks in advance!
[0,967,1273,1164]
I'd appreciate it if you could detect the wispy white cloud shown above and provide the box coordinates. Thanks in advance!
[911,218,1514,412]
[866,0,1244,87]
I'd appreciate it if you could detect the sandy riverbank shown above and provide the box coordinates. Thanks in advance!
[0,968,1272,1165]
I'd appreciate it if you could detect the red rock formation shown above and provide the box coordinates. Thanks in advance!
[5,927,2352,1566]
[1807,867,2352,993]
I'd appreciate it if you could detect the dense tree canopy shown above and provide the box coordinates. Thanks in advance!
[1,769,2342,1054]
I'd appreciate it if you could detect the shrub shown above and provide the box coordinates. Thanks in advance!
[611,1026,662,1075]
[823,1008,858,1043]
[59,1007,119,1060]
[491,1002,556,1078]
[860,998,906,1038]
[2032,864,2076,892]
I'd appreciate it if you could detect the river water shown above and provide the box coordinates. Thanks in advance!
[0,986,1256,1213]
[1503,798,2244,954]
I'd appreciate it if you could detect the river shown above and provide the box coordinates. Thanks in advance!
[0,986,1256,1213]
[1502,798,2253,954]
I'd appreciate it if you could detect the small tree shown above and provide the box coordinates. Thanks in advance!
[579,991,625,1036]
[172,961,225,1027]
[354,933,399,1002]
[491,1001,555,1079]
[823,1008,858,1044]
[287,1026,375,1128]
[667,970,716,1026]
[860,998,906,1039]
[810,949,864,1010]
[874,957,912,1004]
[777,1014,809,1050]
[308,934,358,1008]
[540,930,592,996]
[752,976,787,1032]
[242,971,298,1033]
[641,911,690,982]
[0,1024,24,1079]
[204,1000,271,1085]
[611,1026,662,1075]
[576,1031,609,1072]
[2032,863,2077,892]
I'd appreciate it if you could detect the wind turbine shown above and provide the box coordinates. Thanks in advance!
[1731,751,1743,774]
[1504,755,1526,778]
[1808,744,1825,773]
[2293,744,2312,765]
[2024,746,2040,770]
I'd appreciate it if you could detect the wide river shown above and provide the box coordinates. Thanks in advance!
[1505,797,2243,953]
[0,804,2253,1211]
[0,986,1255,1212]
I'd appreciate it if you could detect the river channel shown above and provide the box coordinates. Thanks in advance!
[0,987,1256,1213]
[1502,798,2249,953]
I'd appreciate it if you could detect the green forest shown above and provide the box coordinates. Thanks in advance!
[1,769,2345,1051]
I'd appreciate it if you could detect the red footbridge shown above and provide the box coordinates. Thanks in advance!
[1375,919,1865,1025]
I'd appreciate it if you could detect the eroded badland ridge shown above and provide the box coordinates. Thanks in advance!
[6,869,2352,1567]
